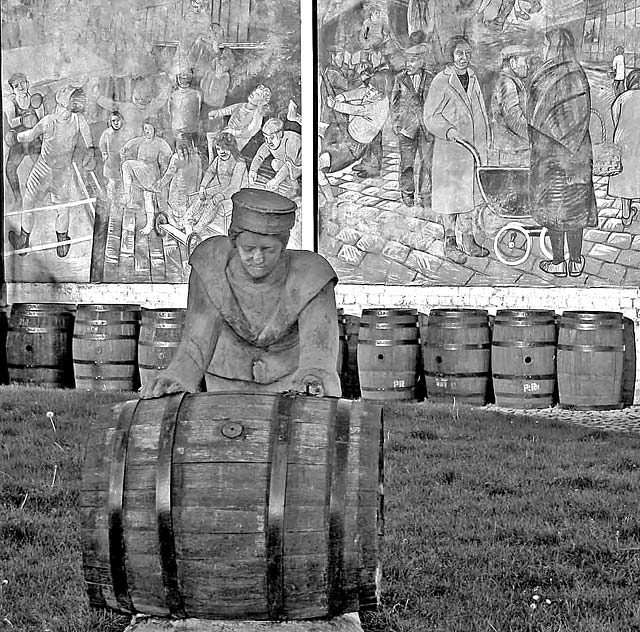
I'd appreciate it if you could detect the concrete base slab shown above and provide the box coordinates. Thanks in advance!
[125,613,364,632]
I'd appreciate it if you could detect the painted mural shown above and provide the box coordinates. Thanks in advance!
[2,0,301,283]
[317,0,640,286]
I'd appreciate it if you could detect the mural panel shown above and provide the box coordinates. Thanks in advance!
[2,0,301,283]
[316,0,640,286]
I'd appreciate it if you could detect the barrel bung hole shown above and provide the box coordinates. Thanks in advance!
[524,356,532,364]
[435,355,443,364]
[25,344,33,352]
[377,353,384,361]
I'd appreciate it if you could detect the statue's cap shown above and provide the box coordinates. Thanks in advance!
[230,188,297,235]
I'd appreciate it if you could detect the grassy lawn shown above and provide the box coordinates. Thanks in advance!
[2,386,640,631]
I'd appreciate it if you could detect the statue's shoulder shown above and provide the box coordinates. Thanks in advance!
[288,249,337,286]
[189,235,232,270]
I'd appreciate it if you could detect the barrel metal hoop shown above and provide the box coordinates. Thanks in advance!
[360,385,415,392]
[358,339,418,347]
[73,359,136,365]
[108,399,139,614]
[424,370,488,378]
[156,392,188,618]
[492,341,555,348]
[426,322,488,329]
[492,373,556,381]
[73,334,136,341]
[266,393,295,620]
[424,343,491,350]
[359,322,418,329]
[328,399,351,617]
[494,391,554,399]
[557,344,625,352]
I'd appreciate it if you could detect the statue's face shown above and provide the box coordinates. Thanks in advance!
[235,231,284,279]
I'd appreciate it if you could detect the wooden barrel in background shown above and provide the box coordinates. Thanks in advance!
[341,314,361,399]
[422,309,491,405]
[72,304,141,391]
[6,303,76,388]
[357,308,420,401]
[81,393,383,620]
[491,309,557,409]
[557,311,624,410]
[138,308,186,389]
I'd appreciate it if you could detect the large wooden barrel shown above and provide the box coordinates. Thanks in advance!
[557,311,624,410]
[137,308,186,389]
[81,392,383,620]
[73,304,141,391]
[357,308,420,401]
[422,309,491,404]
[6,303,76,388]
[491,310,557,409]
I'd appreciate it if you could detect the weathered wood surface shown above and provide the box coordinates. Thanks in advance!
[124,612,364,632]
[557,311,624,410]
[357,308,420,402]
[491,309,557,409]
[72,304,141,391]
[6,302,75,387]
[422,309,491,404]
[80,393,383,620]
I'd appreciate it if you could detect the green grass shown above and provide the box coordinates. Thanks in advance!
[2,386,640,630]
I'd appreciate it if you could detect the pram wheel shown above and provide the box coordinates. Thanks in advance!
[494,222,532,266]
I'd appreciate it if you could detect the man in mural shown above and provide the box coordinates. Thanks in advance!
[153,132,203,231]
[490,44,530,166]
[319,73,390,178]
[320,44,351,125]
[140,188,341,398]
[168,67,203,150]
[358,0,391,69]
[3,72,45,208]
[98,111,127,199]
[610,45,627,98]
[120,119,173,235]
[248,118,302,198]
[93,78,171,143]
[208,84,272,153]
[8,85,96,258]
[423,35,490,264]
[184,130,248,236]
[390,42,435,207]
[528,27,596,278]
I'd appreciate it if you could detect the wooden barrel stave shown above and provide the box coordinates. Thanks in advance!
[81,393,382,619]
[138,308,186,388]
[557,311,624,410]
[423,309,490,404]
[73,304,141,391]
[6,303,75,387]
[358,308,420,401]
[491,309,556,408]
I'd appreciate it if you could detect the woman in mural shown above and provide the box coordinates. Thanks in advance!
[607,69,640,226]
[423,34,490,264]
[184,131,248,236]
[528,27,596,278]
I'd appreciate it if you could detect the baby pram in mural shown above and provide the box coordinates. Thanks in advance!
[456,139,553,267]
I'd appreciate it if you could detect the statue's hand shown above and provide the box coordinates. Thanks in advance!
[301,374,325,397]
[291,368,331,397]
[139,374,186,399]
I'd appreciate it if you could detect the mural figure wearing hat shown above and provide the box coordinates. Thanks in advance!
[3,72,45,208]
[248,118,302,198]
[8,84,96,258]
[423,35,490,264]
[490,44,531,166]
[390,41,435,207]
[141,188,341,399]
[320,44,351,125]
